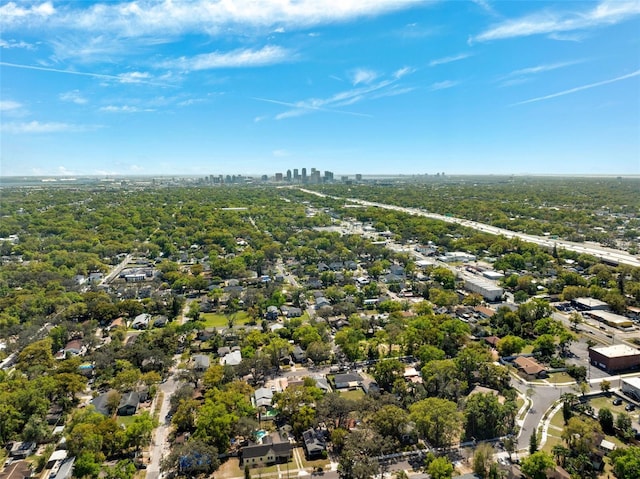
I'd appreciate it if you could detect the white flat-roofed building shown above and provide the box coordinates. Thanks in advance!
[463,275,503,302]
[621,377,640,400]
[586,310,633,329]
[572,297,609,311]
[482,271,504,280]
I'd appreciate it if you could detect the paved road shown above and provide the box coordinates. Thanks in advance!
[298,189,640,268]
[100,253,133,285]
[146,371,183,479]
[514,379,572,450]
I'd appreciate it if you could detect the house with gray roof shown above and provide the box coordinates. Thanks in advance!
[240,433,292,467]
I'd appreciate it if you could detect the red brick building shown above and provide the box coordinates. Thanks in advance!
[589,344,640,373]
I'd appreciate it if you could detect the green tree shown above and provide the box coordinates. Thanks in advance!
[598,407,614,434]
[529,430,538,455]
[616,412,634,440]
[520,451,554,479]
[472,443,495,478]
[161,439,220,478]
[427,456,453,479]
[104,460,136,479]
[74,452,102,479]
[125,411,155,452]
[610,446,640,479]
[496,335,526,357]
[371,359,404,392]
[409,397,462,449]
[368,405,409,442]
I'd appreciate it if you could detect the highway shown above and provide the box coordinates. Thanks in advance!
[298,189,640,268]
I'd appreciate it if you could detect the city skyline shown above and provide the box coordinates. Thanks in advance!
[1,0,639,177]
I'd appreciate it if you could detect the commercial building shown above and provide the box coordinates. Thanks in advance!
[589,344,640,373]
[572,297,609,311]
[621,377,640,401]
[586,310,633,329]
[463,276,504,302]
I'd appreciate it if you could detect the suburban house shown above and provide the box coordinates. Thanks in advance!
[334,372,363,390]
[253,387,274,410]
[62,339,85,356]
[512,356,548,379]
[131,313,151,330]
[193,354,211,372]
[117,391,140,416]
[220,350,242,366]
[265,306,279,321]
[91,390,140,416]
[302,429,327,459]
[281,306,302,318]
[240,433,292,467]
[8,442,36,460]
[292,345,306,363]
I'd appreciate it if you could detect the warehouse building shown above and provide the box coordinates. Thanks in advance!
[463,276,504,302]
[621,377,640,401]
[572,297,609,311]
[589,344,640,373]
[586,310,633,329]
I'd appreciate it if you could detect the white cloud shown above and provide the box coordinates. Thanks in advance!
[429,53,471,67]
[350,68,378,86]
[1,120,88,134]
[257,65,416,119]
[0,39,35,49]
[473,0,640,42]
[430,80,460,91]
[548,32,587,42]
[513,69,640,106]
[0,1,54,21]
[0,100,22,111]
[99,105,155,113]
[471,0,498,16]
[0,61,170,86]
[272,149,289,157]
[0,0,421,35]
[506,60,584,78]
[59,90,88,104]
[118,71,151,83]
[165,45,293,71]
[393,67,414,79]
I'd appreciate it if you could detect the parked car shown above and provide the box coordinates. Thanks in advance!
[625,403,636,411]
[613,398,623,406]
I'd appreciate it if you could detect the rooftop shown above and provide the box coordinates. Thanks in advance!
[591,344,640,358]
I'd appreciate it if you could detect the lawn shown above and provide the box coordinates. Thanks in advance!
[339,389,365,401]
[200,311,251,328]
[589,395,627,414]
[521,345,535,354]
[549,408,566,430]
[541,434,562,453]
[117,415,137,427]
[546,372,574,384]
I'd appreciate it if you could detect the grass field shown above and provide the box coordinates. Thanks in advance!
[546,372,574,384]
[200,311,251,328]
[339,389,365,401]
[521,345,535,354]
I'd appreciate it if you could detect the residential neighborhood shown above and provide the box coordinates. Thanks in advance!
[1,181,640,479]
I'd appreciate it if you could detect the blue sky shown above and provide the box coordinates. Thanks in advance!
[1,0,639,177]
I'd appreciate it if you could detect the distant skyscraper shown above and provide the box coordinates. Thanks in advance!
[293,168,299,180]
[355,174,362,181]
[275,172,283,182]
[286,169,292,181]
[302,168,307,182]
